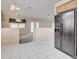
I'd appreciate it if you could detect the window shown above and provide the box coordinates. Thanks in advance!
[10,23,25,28]
[31,22,34,32]
[30,22,39,32]
[36,22,39,28]
[10,23,18,28]
[9,18,26,28]
[19,23,26,28]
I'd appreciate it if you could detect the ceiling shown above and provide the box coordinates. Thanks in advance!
[1,0,60,20]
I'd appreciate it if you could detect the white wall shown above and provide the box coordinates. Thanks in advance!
[33,27,54,47]
[1,28,19,46]
[23,18,53,34]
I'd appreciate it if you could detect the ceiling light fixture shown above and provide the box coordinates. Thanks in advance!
[27,6,32,9]
[10,4,16,11]
[16,19,22,22]
[16,7,20,11]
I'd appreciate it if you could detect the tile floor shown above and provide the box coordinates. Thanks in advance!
[1,42,73,59]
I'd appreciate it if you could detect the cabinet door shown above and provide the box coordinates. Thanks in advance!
[62,10,75,56]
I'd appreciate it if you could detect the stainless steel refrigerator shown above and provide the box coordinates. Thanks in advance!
[55,9,77,59]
